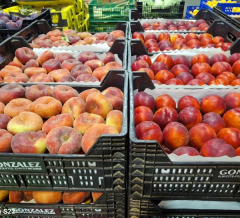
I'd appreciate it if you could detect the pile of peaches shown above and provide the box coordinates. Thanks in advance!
[0,190,102,204]
[0,83,123,155]
[134,91,240,158]
[142,19,210,31]
[132,52,240,86]
[0,47,122,83]
[30,29,125,48]
[132,32,232,52]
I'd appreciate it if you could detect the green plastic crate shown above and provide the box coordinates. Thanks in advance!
[90,21,119,32]
[89,0,134,21]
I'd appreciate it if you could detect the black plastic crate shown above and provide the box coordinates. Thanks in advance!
[0,192,126,217]
[128,198,240,217]
[0,68,128,191]
[128,71,240,200]
[0,9,51,43]
[136,0,185,19]
[129,20,240,53]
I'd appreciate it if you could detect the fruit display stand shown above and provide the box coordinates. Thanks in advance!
[0,9,51,42]
[130,20,240,53]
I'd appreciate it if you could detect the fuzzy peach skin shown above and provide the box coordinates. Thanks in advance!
[106,110,123,132]
[0,114,11,129]
[48,69,71,82]
[42,114,74,134]
[15,47,37,64]
[0,190,10,202]
[223,107,240,129]
[73,112,105,135]
[22,59,39,72]
[3,72,29,83]
[52,85,79,104]
[102,87,124,111]
[7,112,43,135]
[11,130,47,154]
[23,191,33,202]
[24,67,47,77]
[37,50,55,66]
[86,92,113,118]
[25,84,53,101]
[63,192,90,204]
[28,73,54,83]
[92,192,103,202]
[62,97,86,119]
[0,102,5,114]
[0,84,25,104]
[0,65,22,78]
[0,129,13,152]
[4,98,32,118]
[46,126,82,154]
[9,191,24,203]
[79,88,100,102]
[82,124,119,154]
[33,191,62,204]
[29,96,62,118]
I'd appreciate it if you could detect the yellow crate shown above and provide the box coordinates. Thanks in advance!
[76,11,85,25]
[72,18,78,32]
[3,6,21,14]
[84,3,88,16]
[84,14,89,32]
[16,0,79,7]
[78,22,86,32]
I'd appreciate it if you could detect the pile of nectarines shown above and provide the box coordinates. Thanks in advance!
[30,29,125,48]
[134,91,240,157]
[132,52,240,86]
[142,19,209,31]
[0,83,123,154]
[0,47,122,83]
[132,32,232,52]
[0,190,103,204]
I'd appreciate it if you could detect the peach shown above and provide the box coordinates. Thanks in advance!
[185,33,199,42]
[178,107,202,130]
[110,30,124,38]
[171,64,190,77]
[134,92,155,111]
[59,75,75,82]
[42,59,61,73]
[92,66,110,80]
[150,62,168,75]
[37,50,55,65]
[231,79,240,86]
[22,59,39,72]
[55,52,74,63]
[106,110,123,133]
[200,37,213,46]
[84,60,104,71]
[33,191,62,204]
[158,32,170,42]
[92,192,103,202]
[63,192,90,204]
[9,191,24,203]
[11,130,47,154]
[154,70,174,84]
[209,78,229,86]
[223,107,240,129]
[10,59,23,69]
[210,53,228,66]
[48,69,70,82]
[211,62,232,77]
[52,40,69,47]
[191,63,211,77]
[135,121,163,144]
[82,124,119,153]
[105,62,122,70]
[102,87,123,111]
[62,97,86,119]
[78,51,99,64]
[77,32,92,39]
[4,72,29,83]
[71,65,92,79]
[7,112,43,135]
[173,56,191,68]
[132,60,149,71]
[229,53,240,66]
[0,103,4,114]
[155,54,173,70]
[217,127,240,149]
[178,96,200,111]
[0,84,25,104]
[187,79,205,86]
[74,112,104,135]
[200,138,236,157]
[137,68,154,80]
[195,73,214,85]
[202,112,225,133]
[52,85,78,104]
[134,106,153,126]
[0,65,22,78]
[0,114,11,129]
[224,93,240,110]
[189,123,217,150]
[217,72,236,84]
[176,72,194,85]
[154,107,178,130]
[24,67,47,77]
[84,36,97,44]
[165,78,184,85]
[4,98,32,118]
[163,122,189,150]
[46,126,82,154]
[28,73,54,83]
[25,84,52,101]
[15,47,37,64]
[0,129,13,152]
[47,29,62,37]
[29,96,62,118]
[102,52,116,65]
[173,146,200,156]
[191,54,209,66]
[0,190,9,202]
[79,88,100,102]
[62,59,82,71]
[94,32,108,40]
[76,74,99,82]
[155,94,176,109]
[201,95,226,115]
[34,40,52,48]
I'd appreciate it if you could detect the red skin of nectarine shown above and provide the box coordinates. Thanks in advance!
[171,64,190,77]
[187,79,205,86]
[150,62,168,75]
[211,62,232,77]
[155,94,176,109]
[191,54,210,66]
[131,60,149,71]
[217,128,240,149]
[224,92,240,110]
[228,53,240,66]
[191,63,211,77]
[155,54,173,70]
[173,56,191,68]
[136,55,152,67]
[223,107,240,129]
[202,112,225,133]
[165,78,184,85]
[155,70,174,84]
[195,73,215,85]
[134,106,153,126]
[173,146,199,156]
[134,92,155,111]
[201,95,226,115]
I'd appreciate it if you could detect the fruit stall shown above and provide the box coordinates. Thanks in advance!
[1,0,240,217]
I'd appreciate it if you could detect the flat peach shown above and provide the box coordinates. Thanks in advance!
[0,65,22,78]
[4,72,29,83]
[48,69,70,82]
[102,87,124,99]
[0,129,13,152]
[25,84,52,101]
[92,192,103,202]
[79,88,100,102]
[62,97,86,119]
[28,73,54,83]
[63,192,90,204]
[33,191,62,204]
[0,84,26,104]
[105,62,122,69]
[24,67,47,77]
[106,110,123,132]
[0,103,5,114]
[9,191,24,203]
[92,66,110,81]
[52,85,79,104]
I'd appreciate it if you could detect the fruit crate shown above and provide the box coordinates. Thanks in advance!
[89,0,135,22]
[185,6,200,19]
[0,8,51,42]
[136,0,185,19]
[128,70,240,200]
[129,20,240,53]
[129,198,240,217]
[84,14,89,32]
[0,38,128,192]
[13,20,128,66]
[89,21,125,33]
[0,192,126,217]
